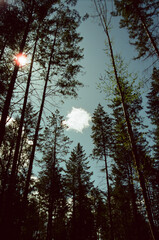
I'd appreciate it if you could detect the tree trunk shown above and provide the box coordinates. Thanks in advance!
[93,1,158,239]
[135,4,159,58]
[0,0,35,147]
[22,25,58,218]
[103,151,114,240]
[8,32,39,208]
[101,126,114,240]
[72,176,76,240]
[107,25,157,240]
[46,131,57,240]
[128,162,142,240]
[0,39,7,61]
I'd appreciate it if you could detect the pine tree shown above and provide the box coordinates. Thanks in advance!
[93,1,157,238]
[91,104,114,240]
[113,0,159,59]
[22,0,83,213]
[147,67,159,226]
[0,1,25,60]
[0,0,36,146]
[64,143,96,240]
[91,187,109,240]
[0,103,37,239]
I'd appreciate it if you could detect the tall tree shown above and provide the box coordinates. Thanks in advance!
[0,0,36,146]
[113,0,159,59]
[147,67,159,226]
[0,1,25,60]
[91,104,114,240]
[5,1,57,228]
[0,103,37,239]
[64,143,95,240]
[22,0,83,213]
[93,1,158,239]
[37,109,71,240]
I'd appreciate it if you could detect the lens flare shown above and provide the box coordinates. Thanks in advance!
[15,53,27,66]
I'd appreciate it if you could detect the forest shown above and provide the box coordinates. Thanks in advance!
[0,0,159,239]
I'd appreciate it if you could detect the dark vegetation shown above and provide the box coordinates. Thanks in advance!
[0,0,159,239]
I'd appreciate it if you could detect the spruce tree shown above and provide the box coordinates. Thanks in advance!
[64,143,95,240]
[91,104,114,240]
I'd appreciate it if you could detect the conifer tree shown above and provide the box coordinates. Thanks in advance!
[91,104,114,240]
[37,109,71,240]
[0,0,36,146]
[113,0,159,59]
[93,1,157,238]
[147,67,159,226]
[0,103,37,239]
[64,143,95,240]
[0,1,25,60]
[22,0,83,212]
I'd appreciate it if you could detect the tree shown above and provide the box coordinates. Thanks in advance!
[22,0,83,214]
[91,187,109,240]
[147,67,159,226]
[109,105,150,240]
[0,103,37,240]
[91,104,114,240]
[93,1,157,238]
[37,109,71,240]
[64,143,96,240]
[0,1,25,60]
[0,0,36,146]
[113,0,159,59]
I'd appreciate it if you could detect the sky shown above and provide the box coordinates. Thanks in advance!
[48,0,153,190]
[30,0,156,190]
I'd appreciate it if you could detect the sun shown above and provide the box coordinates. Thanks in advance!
[15,53,27,66]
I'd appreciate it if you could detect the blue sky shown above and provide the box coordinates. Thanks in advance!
[32,0,155,190]
[51,0,152,189]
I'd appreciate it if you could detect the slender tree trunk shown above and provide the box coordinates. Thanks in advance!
[22,25,58,216]
[128,162,141,240]
[0,138,14,219]
[135,5,159,58]
[100,122,114,240]
[72,176,76,240]
[93,1,158,239]
[140,17,159,58]
[103,147,114,240]
[0,0,35,147]
[0,39,7,61]
[107,25,157,240]
[8,33,39,205]
[1,33,38,240]
[46,131,57,240]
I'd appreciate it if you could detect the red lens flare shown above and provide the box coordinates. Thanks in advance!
[14,53,27,66]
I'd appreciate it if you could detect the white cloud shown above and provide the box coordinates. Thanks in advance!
[63,107,91,133]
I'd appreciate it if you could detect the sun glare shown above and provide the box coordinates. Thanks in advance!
[15,53,27,66]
